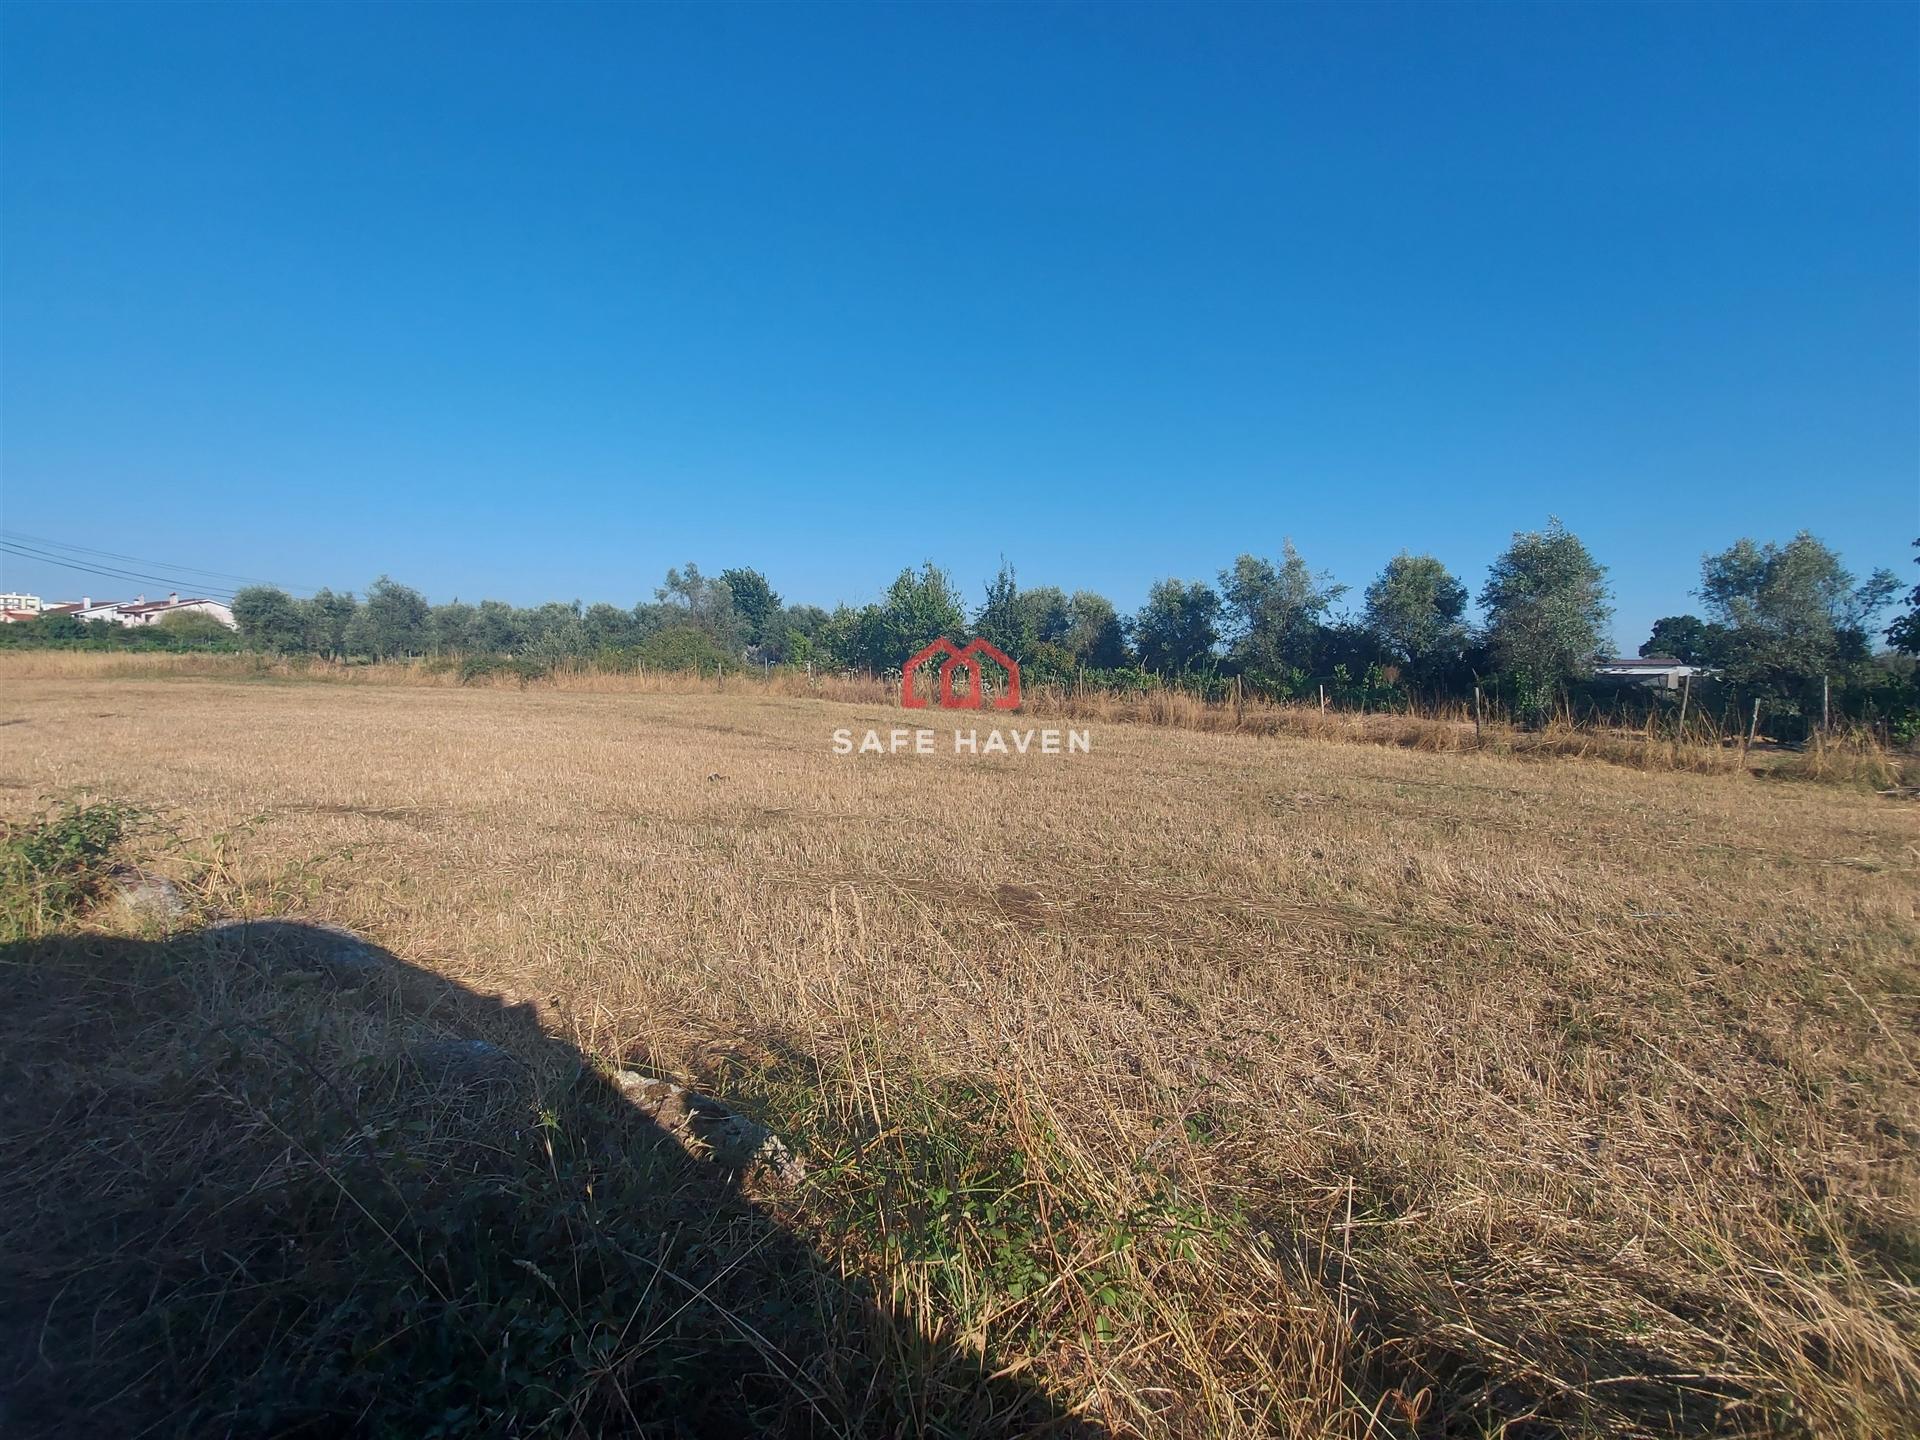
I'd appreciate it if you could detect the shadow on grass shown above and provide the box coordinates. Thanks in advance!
[0,922,1104,1438]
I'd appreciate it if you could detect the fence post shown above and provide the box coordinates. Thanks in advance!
[1318,683,1327,716]
[1676,671,1691,740]
[1745,697,1761,753]
[1473,684,1483,744]
[1822,674,1830,734]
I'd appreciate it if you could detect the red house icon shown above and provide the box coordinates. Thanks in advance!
[902,637,1021,710]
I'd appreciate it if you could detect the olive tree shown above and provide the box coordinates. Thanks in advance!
[1479,520,1611,723]
[1362,553,1469,684]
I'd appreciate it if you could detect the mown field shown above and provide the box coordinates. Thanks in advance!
[1,670,1916,1437]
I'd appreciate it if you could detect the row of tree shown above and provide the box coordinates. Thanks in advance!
[10,523,1914,734]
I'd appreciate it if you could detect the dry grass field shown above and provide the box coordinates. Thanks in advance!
[2,669,1916,1436]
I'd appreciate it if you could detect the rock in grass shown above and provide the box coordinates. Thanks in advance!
[607,1070,805,1185]
[108,867,186,921]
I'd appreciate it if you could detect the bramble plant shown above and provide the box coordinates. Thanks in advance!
[0,801,137,941]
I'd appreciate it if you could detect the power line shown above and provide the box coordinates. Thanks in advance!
[0,543,240,600]
[2,529,286,587]
[0,541,242,601]
[0,529,313,592]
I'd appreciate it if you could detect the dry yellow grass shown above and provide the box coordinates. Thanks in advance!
[14,649,1906,789]
[2,670,1916,1436]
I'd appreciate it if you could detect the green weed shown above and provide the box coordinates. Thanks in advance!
[0,800,138,941]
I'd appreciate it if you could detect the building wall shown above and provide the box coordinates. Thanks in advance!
[67,597,239,629]
[1595,666,1696,691]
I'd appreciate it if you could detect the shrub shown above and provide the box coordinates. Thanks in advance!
[637,625,734,674]
[0,801,136,941]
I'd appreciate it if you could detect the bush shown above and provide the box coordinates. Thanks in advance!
[155,610,239,644]
[636,625,734,674]
[0,801,136,941]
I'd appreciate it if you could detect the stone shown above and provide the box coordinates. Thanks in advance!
[108,867,186,921]
[607,1069,805,1184]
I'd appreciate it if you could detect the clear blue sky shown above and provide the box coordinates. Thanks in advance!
[2,1,1915,649]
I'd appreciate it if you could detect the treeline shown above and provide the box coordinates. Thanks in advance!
[8,524,1916,739]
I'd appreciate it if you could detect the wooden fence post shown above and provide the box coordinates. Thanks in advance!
[1822,674,1830,734]
[1677,671,1691,740]
[1318,683,1327,716]
[1745,697,1761,752]
[1473,684,1483,743]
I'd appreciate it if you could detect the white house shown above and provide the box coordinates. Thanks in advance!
[49,593,238,629]
[0,592,42,615]
[118,594,238,629]
[1594,656,1706,691]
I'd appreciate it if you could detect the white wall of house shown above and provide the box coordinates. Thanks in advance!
[148,599,237,629]
[65,594,239,629]
[1594,660,1704,691]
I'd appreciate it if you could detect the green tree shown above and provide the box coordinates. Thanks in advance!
[232,585,309,652]
[299,588,357,658]
[1887,540,1920,656]
[467,600,525,653]
[1480,520,1612,722]
[814,565,965,673]
[1017,586,1073,649]
[817,603,889,672]
[657,563,740,651]
[1639,615,1725,666]
[521,602,584,657]
[522,602,586,663]
[1700,532,1898,687]
[582,602,636,652]
[1132,579,1220,675]
[1219,542,1345,679]
[881,563,966,658]
[346,576,429,659]
[974,561,1034,658]
[427,601,476,654]
[719,568,781,647]
[1362,553,1468,683]
[1065,591,1129,669]
[762,603,828,665]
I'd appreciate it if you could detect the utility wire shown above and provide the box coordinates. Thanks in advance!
[0,529,314,592]
[0,543,241,600]
[0,541,242,601]
[3,529,287,587]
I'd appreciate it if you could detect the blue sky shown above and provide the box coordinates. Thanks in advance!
[2,1,1914,649]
